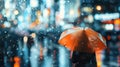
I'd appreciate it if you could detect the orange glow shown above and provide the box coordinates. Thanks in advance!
[14,63,20,67]
[35,19,40,24]
[36,10,41,16]
[1,24,5,28]
[118,56,120,66]
[40,45,43,60]
[44,8,51,16]
[78,8,81,16]
[47,8,51,16]
[14,57,20,62]
[118,35,120,40]
[14,57,20,67]
[31,33,36,38]
[102,20,114,24]
[96,51,102,67]
[0,14,2,19]
[114,19,120,25]
[107,35,111,40]
[30,22,36,28]
[29,19,40,28]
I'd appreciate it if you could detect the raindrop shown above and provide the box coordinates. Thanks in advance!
[54,37,57,39]
[18,2,21,5]
[7,52,9,54]
[50,40,52,42]
[113,32,117,34]
[7,34,10,37]
[1,20,3,23]
[16,48,18,50]
[66,0,70,3]
[4,31,7,34]
[13,45,15,48]
[10,40,12,42]
[10,51,12,54]
[20,53,23,55]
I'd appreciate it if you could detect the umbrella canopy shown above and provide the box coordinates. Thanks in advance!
[58,27,107,53]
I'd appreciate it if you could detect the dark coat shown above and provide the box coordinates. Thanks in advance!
[72,51,97,67]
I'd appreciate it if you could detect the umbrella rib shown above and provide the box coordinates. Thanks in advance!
[72,36,78,51]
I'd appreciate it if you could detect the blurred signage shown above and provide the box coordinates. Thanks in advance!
[94,13,119,21]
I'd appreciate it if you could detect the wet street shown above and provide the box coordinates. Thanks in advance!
[0,29,119,67]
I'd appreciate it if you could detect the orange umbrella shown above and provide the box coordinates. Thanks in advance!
[58,27,107,53]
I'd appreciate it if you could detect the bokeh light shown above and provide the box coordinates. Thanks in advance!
[96,5,102,11]
[23,36,28,43]
[14,10,19,15]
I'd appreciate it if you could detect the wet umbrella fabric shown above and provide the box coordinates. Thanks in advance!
[58,27,106,53]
